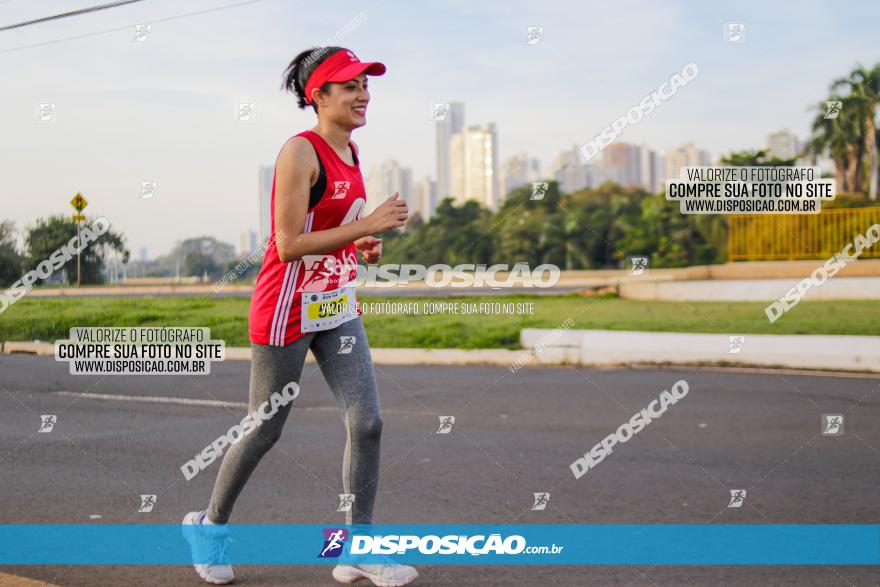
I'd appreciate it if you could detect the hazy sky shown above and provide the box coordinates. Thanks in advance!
[1,0,877,257]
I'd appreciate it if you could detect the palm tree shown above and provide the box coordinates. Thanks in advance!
[833,64,880,199]
[538,212,591,270]
[806,95,865,193]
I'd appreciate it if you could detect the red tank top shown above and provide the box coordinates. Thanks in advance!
[249,130,365,346]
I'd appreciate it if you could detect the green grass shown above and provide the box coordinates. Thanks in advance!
[1,294,877,349]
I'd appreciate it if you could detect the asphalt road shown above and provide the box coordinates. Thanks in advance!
[1,355,878,586]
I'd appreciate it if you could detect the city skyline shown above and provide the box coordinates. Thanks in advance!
[2,0,875,258]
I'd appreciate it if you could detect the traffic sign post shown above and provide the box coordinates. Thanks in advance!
[69,193,88,288]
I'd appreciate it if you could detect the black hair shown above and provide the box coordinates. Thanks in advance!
[281,46,349,113]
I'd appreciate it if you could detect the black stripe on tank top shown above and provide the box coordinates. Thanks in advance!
[308,143,359,209]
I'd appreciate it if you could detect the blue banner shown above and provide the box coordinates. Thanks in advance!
[0,524,877,565]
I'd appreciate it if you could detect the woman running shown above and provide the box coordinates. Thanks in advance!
[183,46,417,586]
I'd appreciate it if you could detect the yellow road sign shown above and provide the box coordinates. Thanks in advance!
[70,193,88,212]
[72,214,86,222]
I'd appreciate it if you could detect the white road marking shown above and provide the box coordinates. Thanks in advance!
[627,364,880,379]
[49,391,430,414]
[52,391,246,408]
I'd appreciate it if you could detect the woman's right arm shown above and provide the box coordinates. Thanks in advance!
[273,137,368,262]
[274,138,408,263]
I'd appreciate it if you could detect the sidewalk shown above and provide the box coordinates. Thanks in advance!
[520,329,880,373]
[5,329,879,373]
[23,260,880,299]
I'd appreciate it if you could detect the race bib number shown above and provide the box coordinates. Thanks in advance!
[300,286,358,333]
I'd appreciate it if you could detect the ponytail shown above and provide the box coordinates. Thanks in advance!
[281,46,347,111]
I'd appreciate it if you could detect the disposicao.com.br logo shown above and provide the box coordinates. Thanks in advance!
[318,528,348,558]
[357,262,561,288]
[294,261,561,289]
[341,531,563,557]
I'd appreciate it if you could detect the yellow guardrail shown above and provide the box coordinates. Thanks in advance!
[728,206,880,261]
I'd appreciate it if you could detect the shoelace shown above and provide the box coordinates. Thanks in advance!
[199,525,233,566]
[356,555,410,578]
[209,535,230,566]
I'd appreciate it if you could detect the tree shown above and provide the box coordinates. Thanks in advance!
[560,183,647,269]
[152,236,236,278]
[23,216,129,285]
[0,249,21,287]
[720,149,796,167]
[0,220,22,287]
[493,184,558,266]
[0,220,17,252]
[806,95,864,192]
[833,64,880,199]
[364,181,737,271]
[222,257,261,282]
[184,250,219,280]
[381,198,493,266]
[406,211,424,231]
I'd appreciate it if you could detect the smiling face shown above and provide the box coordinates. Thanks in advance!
[312,74,370,129]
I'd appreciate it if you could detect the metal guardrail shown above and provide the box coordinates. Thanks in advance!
[728,207,880,261]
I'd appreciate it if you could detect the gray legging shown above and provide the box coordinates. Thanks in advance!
[206,316,382,525]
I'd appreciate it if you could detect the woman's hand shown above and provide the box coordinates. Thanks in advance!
[355,236,383,264]
[363,192,408,233]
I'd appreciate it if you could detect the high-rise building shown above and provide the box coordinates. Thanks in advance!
[365,160,414,219]
[766,128,799,161]
[434,102,465,202]
[551,145,610,193]
[665,143,710,181]
[449,132,465,204]
[365,167,382,213]
[603,143,641,188]
[500,153,542,198]
[450,122,500,211]
[413,176,437,221]
[551,143,665,193]
[637,144,665,193]
[551,145,590,193]
[258,165,274,245]
[240,229,258,256]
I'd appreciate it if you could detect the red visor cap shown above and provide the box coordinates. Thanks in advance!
[304,50,386,104]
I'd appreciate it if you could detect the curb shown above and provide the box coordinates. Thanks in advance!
[619,277,880,302]
[3,341,55,356]
[5,331,879,373]
[0,341,525,367]
[521,329,880,373]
